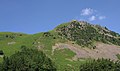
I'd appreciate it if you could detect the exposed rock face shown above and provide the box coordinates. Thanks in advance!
[53,43,120,61]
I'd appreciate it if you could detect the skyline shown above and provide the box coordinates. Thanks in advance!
[0,0,120,34]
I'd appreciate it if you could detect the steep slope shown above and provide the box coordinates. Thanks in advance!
[32,20,120,70]
[55,20,120,48]
[53,42,120,61]
[0,20,120,70]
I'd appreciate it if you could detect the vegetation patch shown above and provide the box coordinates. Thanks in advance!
[80,58,120,71]
[56,21,120,48]
[0,47,56,71]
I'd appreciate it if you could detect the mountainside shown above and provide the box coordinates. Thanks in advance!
[0,20,120,70]
[56,20,120,48]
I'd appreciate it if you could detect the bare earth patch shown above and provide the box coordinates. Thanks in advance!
[8,42,16,45]
[52,42,120,61]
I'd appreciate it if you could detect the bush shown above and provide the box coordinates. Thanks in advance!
[0,48,56,71]
[0,50,4,55]
[80,58,120,71]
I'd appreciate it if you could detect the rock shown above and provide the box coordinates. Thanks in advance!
[8,42,16,45]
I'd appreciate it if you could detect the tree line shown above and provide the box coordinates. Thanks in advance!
[0,47,56,71]
[1,46,120,71]
[80,58,120,71]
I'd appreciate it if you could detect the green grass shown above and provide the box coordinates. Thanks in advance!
[0,57,3,62]
[116,54,120,60]
[34,31,66,55]
[0,29,110,70]
[52,48,87,71]
[0,32,35,61]
[0,31,92,70]
[54,22,71,30]
[53,48,75,70]
[31,31,86,70]
[1,21,120,70]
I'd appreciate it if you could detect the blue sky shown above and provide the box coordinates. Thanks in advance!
[0,0,120,34]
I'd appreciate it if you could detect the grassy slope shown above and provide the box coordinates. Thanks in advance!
[0,31,86,70]
[33,31,86,70]
[1,21,119,70]
[0,32,35,62]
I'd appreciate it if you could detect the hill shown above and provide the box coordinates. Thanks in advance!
[0,20,120,70]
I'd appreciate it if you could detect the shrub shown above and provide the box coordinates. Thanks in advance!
[0,50,4,55]
[80,58,120,71]
[0,48,56,71]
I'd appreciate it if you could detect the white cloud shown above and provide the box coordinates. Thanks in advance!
[99,16,106,20]
[89,16,96,21]
[79,8,106,21]
[81,8,94,16]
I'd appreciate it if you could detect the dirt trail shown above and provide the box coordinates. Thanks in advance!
[52,43,120,61]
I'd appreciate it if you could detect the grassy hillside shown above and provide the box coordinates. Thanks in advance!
[0,20,120,70]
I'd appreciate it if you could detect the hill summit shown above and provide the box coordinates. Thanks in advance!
[55,20,120,48]
[0,20,120,70]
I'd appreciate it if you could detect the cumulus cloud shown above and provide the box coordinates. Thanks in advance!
[99,16,106,20]
[80,8,106,21]
[89,16,96,21]
[81,8,94,16]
